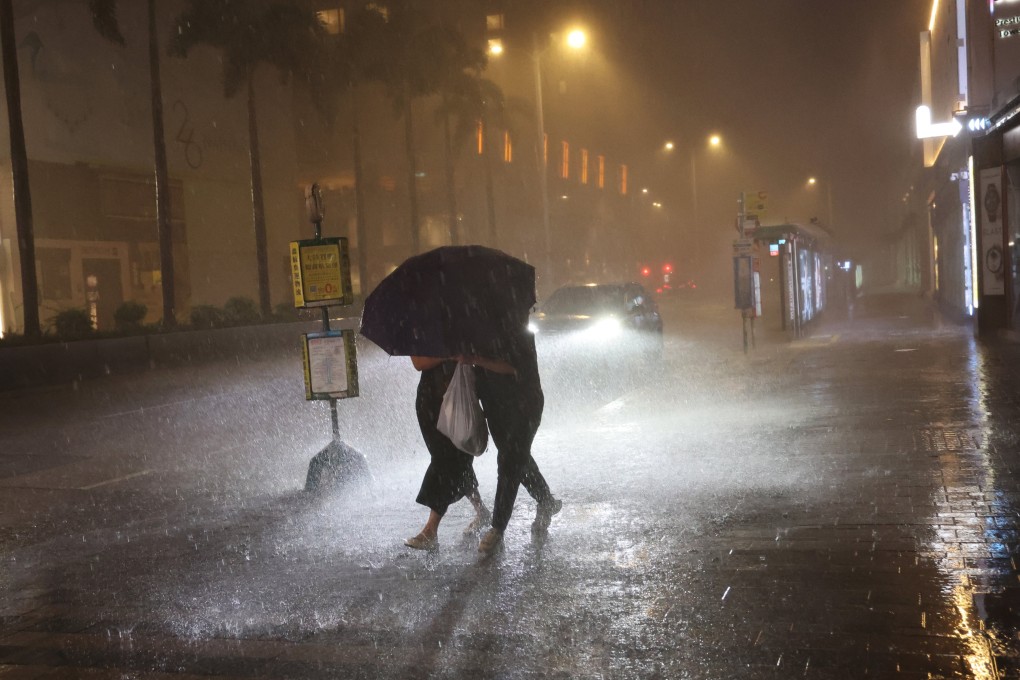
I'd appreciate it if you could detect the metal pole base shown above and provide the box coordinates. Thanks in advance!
[305,439,372,492]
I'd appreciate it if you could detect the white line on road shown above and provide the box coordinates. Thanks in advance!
[78,469,153,490]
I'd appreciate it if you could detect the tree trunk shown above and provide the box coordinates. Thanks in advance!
[247,76,271,316]
[351,80,370,296]
[148,0,176,328]
[441,95,458,245]
[0,0,39,337]
[402,82,420,255]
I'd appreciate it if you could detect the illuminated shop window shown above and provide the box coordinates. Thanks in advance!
[316,9,345,34]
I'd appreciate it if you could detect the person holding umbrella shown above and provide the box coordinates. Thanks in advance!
[360,245,562,554]
[462,316,562,554]
[403,355,490,551]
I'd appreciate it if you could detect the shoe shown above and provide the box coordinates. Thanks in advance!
[533,497,563,532]
[463,508,492,536]
[404,533,439,551]
[478,528,503,554]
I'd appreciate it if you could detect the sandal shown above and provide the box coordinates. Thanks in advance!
[404,533,439,551]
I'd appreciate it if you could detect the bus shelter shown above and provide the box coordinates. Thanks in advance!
[752,222,837,338]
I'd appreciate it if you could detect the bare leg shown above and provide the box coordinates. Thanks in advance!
[464,488,492,534]
[420,510,442,540]
[405,510,442,550]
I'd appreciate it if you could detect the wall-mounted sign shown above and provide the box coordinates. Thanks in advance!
[301,330,359,400]
[993,1,1020,111]
[290,237,353,308]
[979,167,1005,296]
[997,14,1020,39]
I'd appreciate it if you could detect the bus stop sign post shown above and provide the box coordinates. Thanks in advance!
[734,191,760,354]
[296,183,371,492]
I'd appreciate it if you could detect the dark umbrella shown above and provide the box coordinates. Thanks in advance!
[360,245,536,359]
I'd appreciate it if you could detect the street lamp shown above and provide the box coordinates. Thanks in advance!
[489,26,588,288]
[531,28,587,287]
[806,176,834,229]
[688,134,723,262]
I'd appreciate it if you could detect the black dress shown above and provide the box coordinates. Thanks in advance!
[414,361,480,516]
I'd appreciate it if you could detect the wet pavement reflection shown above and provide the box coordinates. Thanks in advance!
[2,293,1020,678]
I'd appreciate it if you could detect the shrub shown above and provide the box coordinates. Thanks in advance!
[53,308,94,339]
[189,304,224,329]
[273,302,299,321]
[113,301,148,332]
[223,296,261,326]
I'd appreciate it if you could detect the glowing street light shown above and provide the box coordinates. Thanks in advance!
[664,141,675,151]
[490,24,590,287]
[709,134,722,147]
[806,176,834,228]
[566,28,587,50]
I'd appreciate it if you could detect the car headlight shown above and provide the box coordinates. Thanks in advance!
[527,322,539,334]
[587,316,622,338]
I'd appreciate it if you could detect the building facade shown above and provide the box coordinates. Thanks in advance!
[918,0,1020,334]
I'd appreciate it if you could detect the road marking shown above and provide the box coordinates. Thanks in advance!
[79,469,153,490]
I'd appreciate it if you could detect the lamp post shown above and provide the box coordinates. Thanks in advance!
[807,176,834,229]
[665,134,722,273]
[490,26,587,290]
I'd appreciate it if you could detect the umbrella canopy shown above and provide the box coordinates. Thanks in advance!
[360,245,536,359]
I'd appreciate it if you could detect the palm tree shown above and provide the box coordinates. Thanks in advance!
[171,0,323,316]
[0,0,39,337]
[431,28,486,246]
[89,0,177,328]
[438,73,504,246]
[354,1,455,255]
[310,7,387,297]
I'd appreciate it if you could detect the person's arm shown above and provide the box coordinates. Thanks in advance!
[411,356,446,371]
[456,354,516,375]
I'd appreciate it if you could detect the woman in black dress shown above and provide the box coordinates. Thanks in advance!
[404,356,490,551]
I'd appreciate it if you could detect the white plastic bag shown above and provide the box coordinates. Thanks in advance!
[436,363,488,455]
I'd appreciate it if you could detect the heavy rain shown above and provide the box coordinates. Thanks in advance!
[2,1,1020,678]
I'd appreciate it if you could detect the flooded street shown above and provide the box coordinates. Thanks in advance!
[1,294,1017,678]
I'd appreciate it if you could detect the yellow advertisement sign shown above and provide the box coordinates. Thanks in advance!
[290,237,353,308]
[744,190,768,216]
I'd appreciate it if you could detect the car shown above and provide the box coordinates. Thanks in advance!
[528,282,663,361]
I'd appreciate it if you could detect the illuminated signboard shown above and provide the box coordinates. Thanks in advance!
[290,237,353,308]
[993,0,1020,112]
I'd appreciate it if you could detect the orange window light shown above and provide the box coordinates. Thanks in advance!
[597,155,605,189]
[581,149,589,184]
[476,120,484,155]
[504,131,513,163]
[619,164,628,195]
[561,141,569,179]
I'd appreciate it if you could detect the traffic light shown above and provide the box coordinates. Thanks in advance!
[663,263,673,274]
[641,266,651,277]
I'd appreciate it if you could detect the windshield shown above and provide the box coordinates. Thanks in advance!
[542,286,625,315]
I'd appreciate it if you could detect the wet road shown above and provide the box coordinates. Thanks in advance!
[2,293,1019,678]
